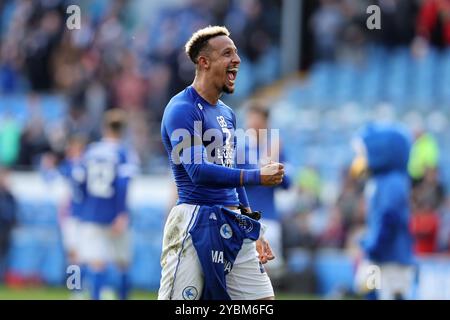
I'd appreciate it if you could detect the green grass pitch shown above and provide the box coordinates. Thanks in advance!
[0,285,316,300]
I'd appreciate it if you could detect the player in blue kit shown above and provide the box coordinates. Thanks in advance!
[58,136,86,266]
[237,103,292,279]
[78,109,139,300]
[158,26,285,300]
[57,136,88,299]
[39,136,87,298]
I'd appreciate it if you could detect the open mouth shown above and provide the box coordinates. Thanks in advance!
[226,68,238,84]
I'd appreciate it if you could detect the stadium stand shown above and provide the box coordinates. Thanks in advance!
[1,0,450,299]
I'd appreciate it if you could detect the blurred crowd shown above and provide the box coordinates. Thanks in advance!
[2,0,450,171]
[307,0,450,64]
[1,0,450,290]
[280,0,450,259]
[0,0,281,172]
[282,130,450,262]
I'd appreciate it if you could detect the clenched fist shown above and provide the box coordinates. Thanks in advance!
[260,161,284,186]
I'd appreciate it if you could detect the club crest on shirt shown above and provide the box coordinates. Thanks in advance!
[220,223,232,239]
[182,286,198,300]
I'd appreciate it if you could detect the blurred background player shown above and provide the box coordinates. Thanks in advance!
[57,135,87,299]
[236,102,291,280]
[58,136,86,269]
[78,109,139,300]
[0,168,17,283]
[39,135,87,298]
[408,130,444,255]
[352,122,414,300]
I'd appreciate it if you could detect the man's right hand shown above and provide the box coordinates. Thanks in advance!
[260,162,284,186]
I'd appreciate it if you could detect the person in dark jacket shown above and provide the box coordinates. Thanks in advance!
[0,168,17,282]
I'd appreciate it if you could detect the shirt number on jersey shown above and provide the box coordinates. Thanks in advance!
[221,127,234,168]
[87,161,115,198]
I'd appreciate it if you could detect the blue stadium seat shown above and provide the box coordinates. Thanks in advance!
[129,204,164,289]
[130,205,165,231]
[359,65,382,107]
[0,96,27,125]
[231,55,254,101]
[309,62,335,108]
[436,49,450,107]
[12,199,168,287]
[314,249,354,296]
[16,201,59,227]
[334,64,358,106]
[409,49,438,109]
[254,47,280,87]
[130,239,162,290]
[8,228,42,278]
[287,248,312,273]
[39,237,66,285]
[41,95,68,124]
[284,82,311,109]
[0,94,68,128]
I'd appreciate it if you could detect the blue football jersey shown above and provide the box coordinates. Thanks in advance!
[80,139,138,224]
[161,86,242,206]
[59,159,86,219]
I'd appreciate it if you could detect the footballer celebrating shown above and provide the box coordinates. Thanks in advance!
[159,26,285,300]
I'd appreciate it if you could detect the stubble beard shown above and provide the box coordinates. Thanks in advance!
[222,84,234,94]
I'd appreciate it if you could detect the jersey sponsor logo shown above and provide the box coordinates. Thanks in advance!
[215,115,234,167]
[182,286,198,300]
[216,116,227,128]
[220,223,232,239]
[235,215,254,233]
[214,125,234,168]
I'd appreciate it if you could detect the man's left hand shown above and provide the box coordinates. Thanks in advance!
[256,237,275,264]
